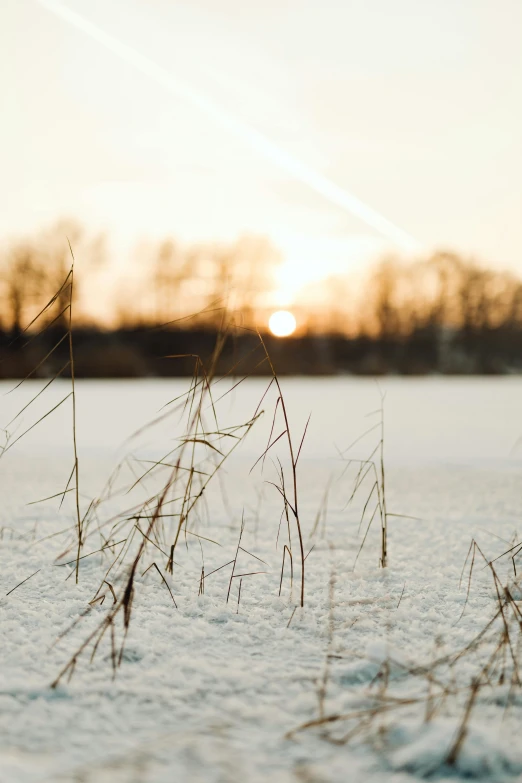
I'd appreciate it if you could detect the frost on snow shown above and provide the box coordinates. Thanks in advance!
[1,378,522,782]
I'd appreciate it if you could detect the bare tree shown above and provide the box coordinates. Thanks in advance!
[152,239,191,324]
[1,240,46,335]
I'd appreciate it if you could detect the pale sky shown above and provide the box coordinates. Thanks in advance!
[1,0,521,296]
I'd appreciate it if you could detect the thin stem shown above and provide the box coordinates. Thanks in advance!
[67,254,82,584]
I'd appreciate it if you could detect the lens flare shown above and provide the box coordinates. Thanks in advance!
[269,310,296,337]
[37,0,420,252]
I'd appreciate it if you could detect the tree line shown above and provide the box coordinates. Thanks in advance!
[0,220,280,333]
[1,220,522,375]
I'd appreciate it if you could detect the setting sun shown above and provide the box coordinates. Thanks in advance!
[268,310,297,337]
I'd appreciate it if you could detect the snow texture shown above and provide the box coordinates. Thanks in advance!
[1,377,522,782]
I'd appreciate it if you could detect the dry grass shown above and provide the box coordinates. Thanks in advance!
[3,259,522,777]
[0,278,311,681]
[286,534,522,772]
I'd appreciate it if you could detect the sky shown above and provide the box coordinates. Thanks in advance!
[1,0,521,300]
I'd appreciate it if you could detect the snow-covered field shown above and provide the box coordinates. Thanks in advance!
[2,377,522,783]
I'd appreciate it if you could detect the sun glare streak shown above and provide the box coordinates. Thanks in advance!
[37,0,421,253]
[269,310,297,337]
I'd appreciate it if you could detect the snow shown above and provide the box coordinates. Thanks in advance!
[1,377,522,782]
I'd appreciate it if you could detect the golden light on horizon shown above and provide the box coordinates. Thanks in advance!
[269,310,296,337]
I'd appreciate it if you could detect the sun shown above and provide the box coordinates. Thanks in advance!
[268,310,297,337]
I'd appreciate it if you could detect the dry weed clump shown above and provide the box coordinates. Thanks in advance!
[4,253,522,779]
[1,264,408,684]
[287,535,522,775]
[2,258,318,682]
